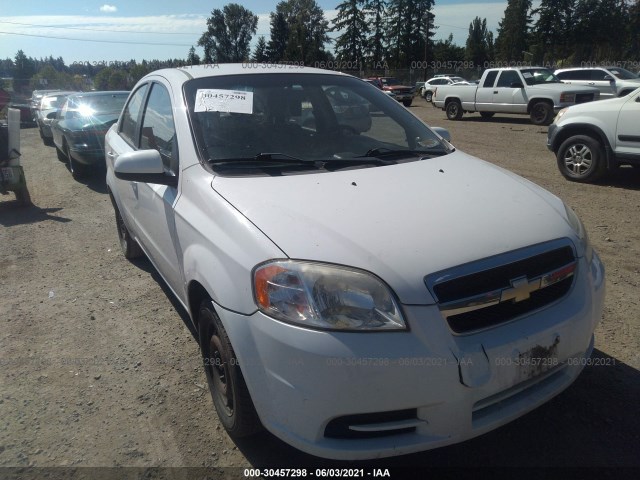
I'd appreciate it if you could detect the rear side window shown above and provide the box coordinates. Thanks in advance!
[140,83,178,174]
[119,85,148,146]
[482,71,498,88]
[557,70,589,80]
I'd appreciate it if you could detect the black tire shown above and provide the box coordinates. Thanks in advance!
[480,112,495,119]
[15,187,32,206]
[424,91,433,102]
[445,100,463,120]
[68,152,89,179]
[556,135,607,183]
[402,98,413,107]
[530,101,553,126]
[198,300,261,438]
[56,146,66,161]
[114,204,143,259]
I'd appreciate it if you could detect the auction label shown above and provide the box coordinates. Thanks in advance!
[194,89,254,114]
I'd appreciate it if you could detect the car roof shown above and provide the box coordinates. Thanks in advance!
[147,64,350,85]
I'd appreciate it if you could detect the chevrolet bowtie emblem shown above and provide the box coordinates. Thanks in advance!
[501,276,542,303]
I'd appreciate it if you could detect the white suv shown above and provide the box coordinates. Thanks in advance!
[421,76,467,102]
[548,86,640,182]
[555,67,640,98]
[106,64,604,460]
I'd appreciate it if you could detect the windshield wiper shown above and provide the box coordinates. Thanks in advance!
[210,152,397,169]
[360,147,447,159]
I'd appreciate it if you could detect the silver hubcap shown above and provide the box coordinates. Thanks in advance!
[564,144,593,176]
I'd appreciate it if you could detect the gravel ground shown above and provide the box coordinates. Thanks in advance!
[1,99,639,479]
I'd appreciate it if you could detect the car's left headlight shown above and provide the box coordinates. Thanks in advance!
[564,203,593,263]
[253,260,407,331]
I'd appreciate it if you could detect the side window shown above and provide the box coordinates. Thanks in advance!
[496,70,520,88]
[119,84,148,146]
[482,71,499,88]
[590,69,607,81]
[58,100,68,119]
[140,83,178,174]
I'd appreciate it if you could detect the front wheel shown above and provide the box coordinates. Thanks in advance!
[556,135,607,183]
[530,102,553,126]
[424,91,433,102]
[445,100,463,120]
[198,301,261,438]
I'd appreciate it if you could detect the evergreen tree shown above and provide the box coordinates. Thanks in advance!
[14,50,36,93]
[187,46,201,65]
[530,0,574,65]
[494,0,532,61]
[266,11,289,61]
[364,0,387,67]
[253,36,269,62]
[197,3,258,63]
[331,0,368,64]
[385,0,435,69]
[274,0,331,64]
[465,17,493,68]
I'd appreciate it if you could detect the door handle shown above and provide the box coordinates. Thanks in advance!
[106,151,116,158]
[493,91,498,94]
[588,82,595,85]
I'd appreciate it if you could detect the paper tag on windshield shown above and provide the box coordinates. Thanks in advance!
[522,72,533,78]
[194,89,253,114]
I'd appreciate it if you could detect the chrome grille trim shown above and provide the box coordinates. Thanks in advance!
[439,261,577,319]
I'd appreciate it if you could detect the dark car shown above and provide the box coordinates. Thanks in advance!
[50,91,128,177]
[36,91,78,146]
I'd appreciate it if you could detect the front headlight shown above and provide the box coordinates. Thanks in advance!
[554,108,568,124]
[564,203,593,263]
[253,260,406,331]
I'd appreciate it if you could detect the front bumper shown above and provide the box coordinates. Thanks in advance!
[218,251,605,459]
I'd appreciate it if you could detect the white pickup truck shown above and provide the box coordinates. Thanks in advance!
[433,67,600,125]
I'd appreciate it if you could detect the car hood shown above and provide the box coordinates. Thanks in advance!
[530,83,599,95]
[211,152,577,305]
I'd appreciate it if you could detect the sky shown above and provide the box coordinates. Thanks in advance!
[0,1,520,65]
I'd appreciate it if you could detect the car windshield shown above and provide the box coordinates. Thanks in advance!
[520,68,561,85]
[184,73,450,166]
[608,68,638,80]
[41,95,69,110]
[380,78,400,86]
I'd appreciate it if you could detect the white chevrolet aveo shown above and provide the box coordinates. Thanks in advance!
[105,64,605,460]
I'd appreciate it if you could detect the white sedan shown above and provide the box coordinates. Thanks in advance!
[106,64,605,460]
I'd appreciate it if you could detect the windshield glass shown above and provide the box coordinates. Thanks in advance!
[69,93,128,116]
[184,73,449,164]
[520,68,561,85]
[608,68,638,80]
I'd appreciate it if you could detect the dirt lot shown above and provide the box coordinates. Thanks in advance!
[1,100,639,478]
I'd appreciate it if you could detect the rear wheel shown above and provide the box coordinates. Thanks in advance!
[198,300,261,438]
[424,91,433,102]
[445,100,463,120]
[556,135,607,183]
[402,98,413,107]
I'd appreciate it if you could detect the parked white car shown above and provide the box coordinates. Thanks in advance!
[106,64,605,460]
[555,67,640,99]
[548,86,640,182]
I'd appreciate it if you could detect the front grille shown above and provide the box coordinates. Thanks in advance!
[447,277,573,333]
[324,409,417,439]
[575,93,595,104]
[427,241,577,334]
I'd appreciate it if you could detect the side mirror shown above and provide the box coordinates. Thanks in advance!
[603,75,614,83]
[46,111,57,120]
[114,149,178,187]
[510,82,524,89]
[431,127,451,142]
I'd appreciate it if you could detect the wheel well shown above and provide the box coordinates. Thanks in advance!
[188,281,212,330]
[552,125,610,153]
[444,97,461,106]
[527,98,553,113]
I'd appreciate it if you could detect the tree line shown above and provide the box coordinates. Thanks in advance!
[2,0,638,94]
